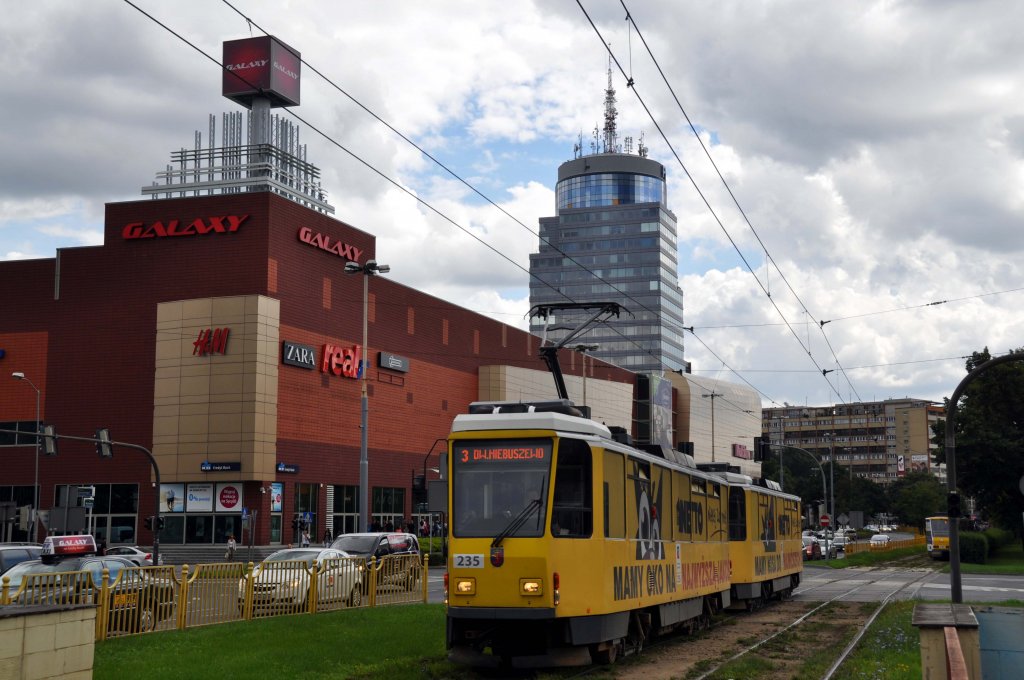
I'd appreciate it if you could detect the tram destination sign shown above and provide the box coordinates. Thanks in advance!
[454,440,551,465]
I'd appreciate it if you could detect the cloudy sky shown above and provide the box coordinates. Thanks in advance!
[2,1,1022,408]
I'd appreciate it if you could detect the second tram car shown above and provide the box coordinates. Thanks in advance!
[445,400,802,667]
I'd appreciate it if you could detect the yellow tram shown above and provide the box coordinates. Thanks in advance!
[444,400,803,667]
[925,516,950,559]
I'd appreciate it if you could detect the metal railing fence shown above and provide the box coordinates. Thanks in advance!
[0,554,429,641]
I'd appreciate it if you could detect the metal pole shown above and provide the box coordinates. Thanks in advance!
[12,373,41,540]
[702,392,722,462]
[359,271,369,533]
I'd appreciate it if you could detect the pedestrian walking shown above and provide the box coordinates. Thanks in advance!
[301,528,310,547]
[323,528,332,547]
[225,534,237,561]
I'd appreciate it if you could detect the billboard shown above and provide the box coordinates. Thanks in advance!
[222,36,301,108]
[911,454,929,473]
[270,482,283,513]
[186,483,214,512]
[160,483,185,513]
[216,483,244,513]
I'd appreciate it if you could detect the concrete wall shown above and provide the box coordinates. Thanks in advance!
[0,605,96,680]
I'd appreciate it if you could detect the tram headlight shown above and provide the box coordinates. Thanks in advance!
[519,578,543,596]
[454,577,476,595]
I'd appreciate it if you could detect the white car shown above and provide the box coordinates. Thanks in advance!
[104,546,164,566]
[869,534,891,546]
[239,548,363,612]
[864,524,879,533]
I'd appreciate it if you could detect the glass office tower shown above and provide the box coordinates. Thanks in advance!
[529,144,685,373]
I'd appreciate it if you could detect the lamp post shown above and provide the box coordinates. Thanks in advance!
[702,392,722,462]
[344,259,390,532]
[773,442,831,556]
[572,344,598,410]
[12,372,40,538]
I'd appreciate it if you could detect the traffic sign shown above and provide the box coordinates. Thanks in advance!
[820,514,831,527]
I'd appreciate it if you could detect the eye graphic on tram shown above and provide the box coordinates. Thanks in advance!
[760,496,777,552]
[632,462,663,560]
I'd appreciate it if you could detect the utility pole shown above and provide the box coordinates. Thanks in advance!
[702,392,723,462]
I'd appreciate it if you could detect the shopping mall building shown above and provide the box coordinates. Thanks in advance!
[0,36,641,548]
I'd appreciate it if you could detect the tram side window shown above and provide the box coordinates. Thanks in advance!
[603,450,625,538]
[551,438,592,538]
[728,487,746,541]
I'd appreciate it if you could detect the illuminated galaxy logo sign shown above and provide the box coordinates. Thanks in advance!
[223,35,300,108]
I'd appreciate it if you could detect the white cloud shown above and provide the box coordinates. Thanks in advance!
[2,0,1023,406]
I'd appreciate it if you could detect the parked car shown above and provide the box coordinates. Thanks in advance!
[3,535,175,632]
[869,534,891,546]
[330,532,422,590]
[104,546,163,566]
[864,524,879,533]
[240,547,363,613]
[0,543,43,575]
[802,535,822,560]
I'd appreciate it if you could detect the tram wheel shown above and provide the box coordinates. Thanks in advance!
[592,641,619,665]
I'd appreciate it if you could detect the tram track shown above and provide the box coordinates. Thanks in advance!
[554,565,937,680]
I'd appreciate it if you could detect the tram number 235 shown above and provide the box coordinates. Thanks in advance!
[453,554,485,568]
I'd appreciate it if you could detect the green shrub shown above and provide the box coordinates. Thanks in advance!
[984,527,1014,554]
[959,531,988,563]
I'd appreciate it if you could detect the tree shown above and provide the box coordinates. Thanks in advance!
[934,348,1024,532]
[884,472,946,530]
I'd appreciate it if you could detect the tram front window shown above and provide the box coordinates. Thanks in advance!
[452,439,551,538]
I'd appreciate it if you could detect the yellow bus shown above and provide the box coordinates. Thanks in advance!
[925,516,950,559]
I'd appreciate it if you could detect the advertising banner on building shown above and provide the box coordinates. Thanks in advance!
[160,483,185,513]
[216,482,244,512]
[911,454,929,473]
[649,373,673,451]
[187,483,214,512]
[270,482,283,512]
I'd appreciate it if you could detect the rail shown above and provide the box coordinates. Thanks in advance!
[0,553,429,641]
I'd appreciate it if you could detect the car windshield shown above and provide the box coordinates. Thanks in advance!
[265,549,320,566]
[331,536,379,556]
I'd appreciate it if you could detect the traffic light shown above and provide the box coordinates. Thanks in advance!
[157,517,165,531]
[95,428,113,458]
[948,492,962,518]
[144,516,153,530]
[291,517,300,531]
[39,423,58,456]
[753,437,772,462]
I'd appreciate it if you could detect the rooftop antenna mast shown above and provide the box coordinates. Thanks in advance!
[602,55,618,154]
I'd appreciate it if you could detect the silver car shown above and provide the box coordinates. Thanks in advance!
[104,546,163,566]
[239,548,363,613]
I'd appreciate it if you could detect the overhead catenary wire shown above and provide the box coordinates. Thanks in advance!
[582,0,856,404]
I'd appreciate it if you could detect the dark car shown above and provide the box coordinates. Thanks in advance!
[0,543,43,575]
[2,535,175,633]
[330,533,421,590]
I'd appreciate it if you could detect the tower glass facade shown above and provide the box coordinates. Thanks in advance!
[528,153,686,374]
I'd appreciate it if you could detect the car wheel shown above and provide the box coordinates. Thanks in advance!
[349,585,362,607]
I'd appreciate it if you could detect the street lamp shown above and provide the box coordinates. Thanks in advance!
[702,392,722,462]
[12,372,40,537]
[572,344,598,410]
[772,442,832,556]
[345,259,390,533]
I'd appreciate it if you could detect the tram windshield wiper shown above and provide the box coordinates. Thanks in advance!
[492,476,546,548]
[491,498,540,548]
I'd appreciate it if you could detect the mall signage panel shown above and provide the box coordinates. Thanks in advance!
[216,482,244,512]
[122,215,249,240]
[194,328,230,356]
[378,351,409,373]
[187,483,214,512]
[282,341,316,369]
[160,483,186,513]
[200,461,241,472]
[321,343,361,379]
[222,36,300,107]
[276,463,300,473]
[270,482,283,512]
[296,227,362,262]
[732,443,751,460]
